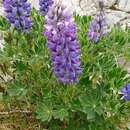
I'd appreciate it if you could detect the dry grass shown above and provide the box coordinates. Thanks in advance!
[0,102,43,130]
[0,113,41,130]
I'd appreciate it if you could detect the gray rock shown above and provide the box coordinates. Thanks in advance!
[27,0,129,26]
[64,0,130,25]
[118,0,130,12]
[106,10,128,25]
[28,0,39,9]
[0,5,5,16]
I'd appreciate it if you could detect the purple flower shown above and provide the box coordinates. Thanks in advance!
[120,84,130,101]
[39,0,53,15]
[44,4,82,84]
[3,0,32,31]
[88,11,111,42]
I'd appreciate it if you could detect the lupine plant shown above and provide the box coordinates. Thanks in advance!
[88,1,111,42]
[44,4,82,83]
[0,1,130,130]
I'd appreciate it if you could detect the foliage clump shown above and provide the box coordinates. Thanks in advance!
[0,1,130,130]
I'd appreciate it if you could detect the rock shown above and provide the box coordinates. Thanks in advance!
[61,0,130,26]
[118,0,130,12]
[105,10,128,25]
[27,0,129,26]
[28,0,39,9]
[0,5,5,16]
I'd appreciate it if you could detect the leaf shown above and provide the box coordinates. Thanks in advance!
[87,109,96,120]
[79,89,103,120]
[36,103,53,122]
[7,81,27,98]
[53,108,68,121]
[15,60,26,72]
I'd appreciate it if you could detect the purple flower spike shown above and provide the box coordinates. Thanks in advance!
[44,4,82,84]
[88,10,111,43]
[39,0,53,16]
[3,0,32,31]
[120,84,130,101]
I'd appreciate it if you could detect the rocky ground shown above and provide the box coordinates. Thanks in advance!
[29,0,130,26]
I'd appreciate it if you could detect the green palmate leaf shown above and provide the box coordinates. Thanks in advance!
[79,89,103,120]
[15,60,27,72]
[36,103,53,122]
[53,108,69,121]
[86,109,96,120]
[7,81,27,98]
